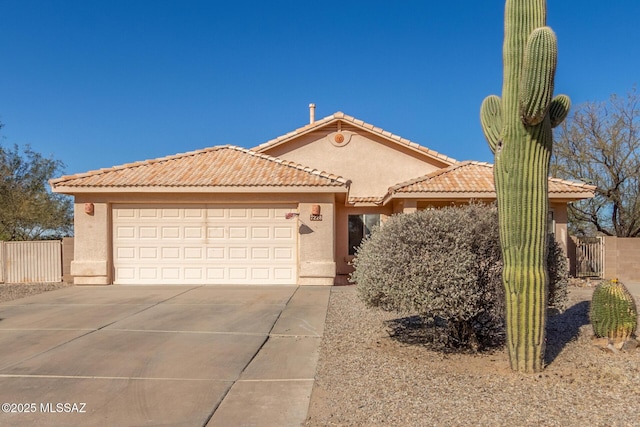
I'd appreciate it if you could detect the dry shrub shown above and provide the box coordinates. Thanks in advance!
[353,203,568,351]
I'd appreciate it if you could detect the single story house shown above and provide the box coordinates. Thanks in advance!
[50,106,596,286]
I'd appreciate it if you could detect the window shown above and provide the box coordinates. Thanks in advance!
[348,214,380,255]
[548,210,555,235]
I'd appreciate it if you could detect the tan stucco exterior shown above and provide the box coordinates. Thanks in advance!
[53,110,593,286]
[257,117,456,276]
[261,127,449,199]
[70,192,339,285]
[71,197,111,285]
[603,236,640,282]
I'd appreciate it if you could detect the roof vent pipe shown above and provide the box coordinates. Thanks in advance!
[309,103,316,124]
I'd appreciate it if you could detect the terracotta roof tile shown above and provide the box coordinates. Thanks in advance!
[253,112,457,166]
[50,145,349,190]
[388,161,597,197]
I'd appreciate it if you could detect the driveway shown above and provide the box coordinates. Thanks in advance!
[0,285,330,426]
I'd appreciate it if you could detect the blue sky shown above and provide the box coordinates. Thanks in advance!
[1,0,638,176]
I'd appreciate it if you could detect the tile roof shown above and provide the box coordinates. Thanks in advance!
[253,111,457,166]
[50,145,349,192]
[387,161,597,200]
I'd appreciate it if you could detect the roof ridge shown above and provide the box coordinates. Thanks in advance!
[49,145,233,184]
[386,161,597,199]
[50,145,350,188]
[548,175,597,190]
[388,161,478,193]
[237,146,350,185]
[253,111,457,165]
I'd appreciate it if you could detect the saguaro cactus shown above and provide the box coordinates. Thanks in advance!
[480,0,570,372]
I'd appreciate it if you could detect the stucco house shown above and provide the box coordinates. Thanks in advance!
[50,106,596,286]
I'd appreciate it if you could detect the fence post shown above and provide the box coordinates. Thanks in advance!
[0,242,4,283]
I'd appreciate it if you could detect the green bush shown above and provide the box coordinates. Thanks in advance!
[547,234,569,313]
[353,203,568,352]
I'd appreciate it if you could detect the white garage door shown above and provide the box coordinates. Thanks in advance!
[112,205,298,285]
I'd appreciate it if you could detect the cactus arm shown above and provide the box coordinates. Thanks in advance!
[520,27,558,125]
[549,94,571,128]
[480,95,503,154]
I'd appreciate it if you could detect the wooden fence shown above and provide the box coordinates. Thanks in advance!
[0,240,63,284]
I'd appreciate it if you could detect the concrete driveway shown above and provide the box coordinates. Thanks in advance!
[0,285,330,426]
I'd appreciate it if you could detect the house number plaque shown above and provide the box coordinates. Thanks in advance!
[310,214,323,221]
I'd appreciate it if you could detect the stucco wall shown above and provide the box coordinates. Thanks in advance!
[603,236,640,282]
[298,197,336,285]
[261,127,448,198]
[550,202,569,255]
[62,237,74,283]
[71,198,110,285]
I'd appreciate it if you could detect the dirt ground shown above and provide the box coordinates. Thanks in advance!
[305,282,640,426]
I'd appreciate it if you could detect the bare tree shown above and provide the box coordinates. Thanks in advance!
[552,88,640,237]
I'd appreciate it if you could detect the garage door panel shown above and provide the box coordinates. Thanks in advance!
[229,268,247,280]
[207,247,225,259]
[229,227,247,239]
[139,247,158,259]
[206,208,225,219]
[274,268,293,280]
[251,208,270,219]
[229,208,249,219]
[274,247,294,260]
[184,268,203,280]
[274,227,293,240]
[139,209,159,219]
[116,226,136,239]
[161,227,180,239]
[139,227,158,239]
[117,267,135,280]
[184,209,204,219]
[161,209,180,219]
[161,247,180,258]
[207,227,225,239]
[113,205,298,285]
[139,268,157,280]
[184,227,203,239]
[229,247,248,260]
[116,247,135,259]
[116,208,136,219]
[251,268,270,279]
[184,247,203,259]
[207,268,225,280]
[251,227,270,239]
[251,247,270,259]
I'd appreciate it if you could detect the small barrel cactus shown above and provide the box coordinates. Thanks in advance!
[590,279,638,340]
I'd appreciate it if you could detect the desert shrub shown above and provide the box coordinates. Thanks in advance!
[353,203,569,352]
[547,235,569,312]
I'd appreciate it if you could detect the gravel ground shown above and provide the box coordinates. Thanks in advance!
[0,282,74,303]
[306,285,640,427]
